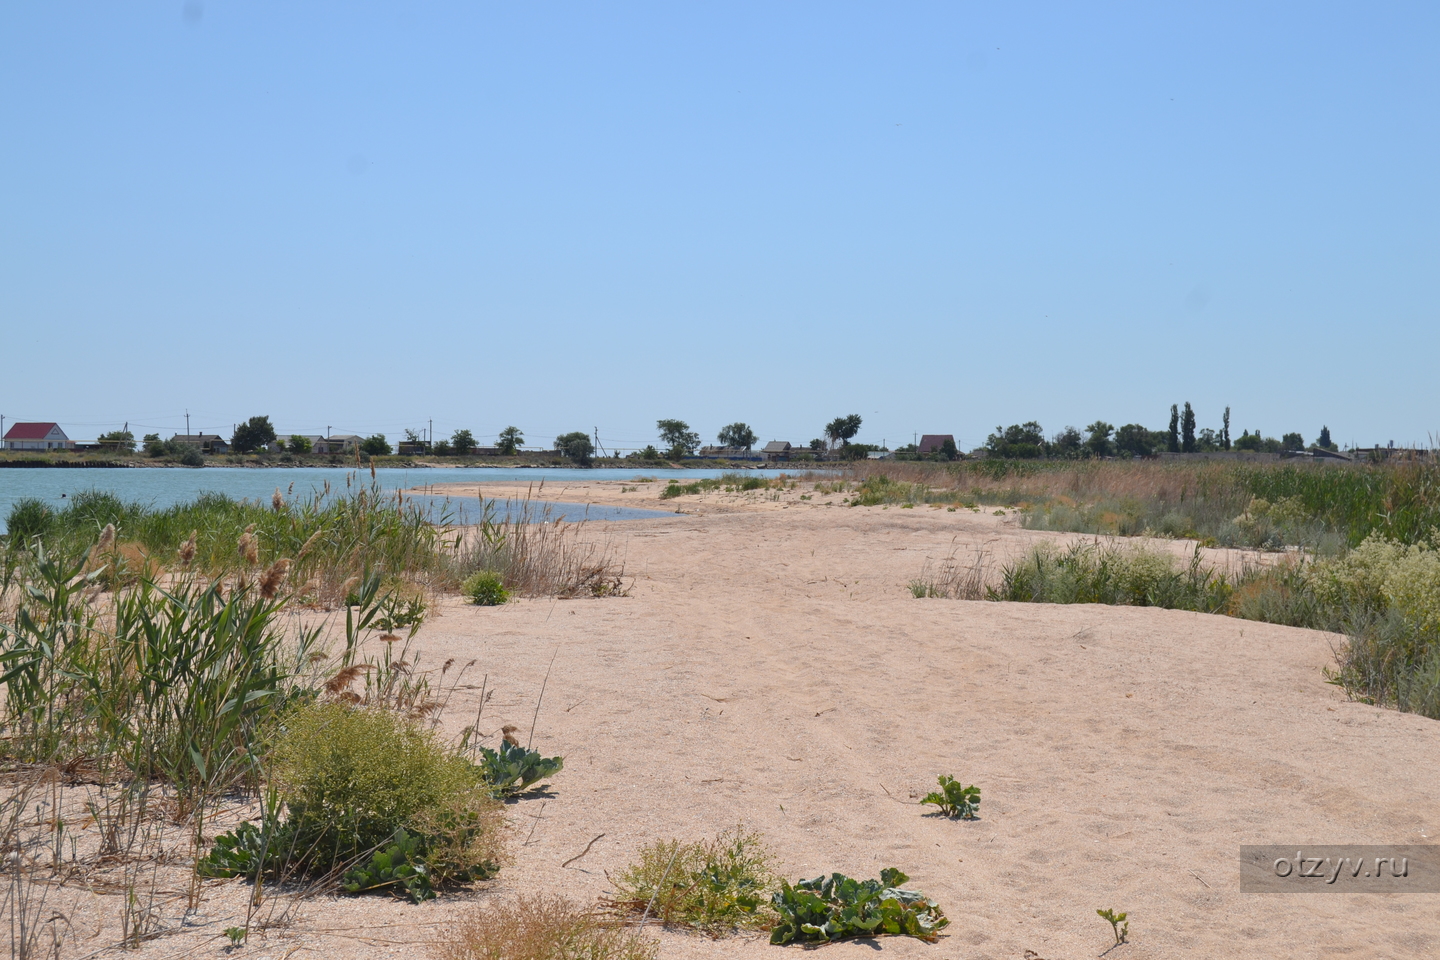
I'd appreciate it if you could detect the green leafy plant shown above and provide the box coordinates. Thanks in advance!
[610,827,775,933]
[921,775,980,819]
[340,828,437,901]
[769,868,948,945]
[478,739,564,796]
[462,571,510,606]
[223,926,247,947]
[1097,907,1129,945]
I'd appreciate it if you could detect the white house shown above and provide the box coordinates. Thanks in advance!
[3,422,75,451]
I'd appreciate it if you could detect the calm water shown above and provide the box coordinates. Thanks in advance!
[0,466,775,532]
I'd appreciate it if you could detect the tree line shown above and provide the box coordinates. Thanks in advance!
[985,404,1337,459]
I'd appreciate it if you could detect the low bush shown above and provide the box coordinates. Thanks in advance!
[610,827,775,934]
[991,540,1233,613]
[769,868,948,945]
[437,895,658,960]
[199,703,506,901]
[462,570,509,606]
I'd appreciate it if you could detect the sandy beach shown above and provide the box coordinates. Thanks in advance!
[49,476,1440,959]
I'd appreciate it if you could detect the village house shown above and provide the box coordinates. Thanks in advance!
[3,422,76,451]
[917,434,955,455]
[761,441,792,461]
[170,434,230,454]
[326,434,364,453]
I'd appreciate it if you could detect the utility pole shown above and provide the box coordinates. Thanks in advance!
[186,410,190,437]
[429,419,433,450]
[593,427,607,459]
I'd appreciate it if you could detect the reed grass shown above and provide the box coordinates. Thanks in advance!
[447,496,627,598]
[846,459,1440,550]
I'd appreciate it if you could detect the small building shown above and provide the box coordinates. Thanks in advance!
[170,434,229,454]
[866,450,893,460]
[3,422,76,451]
[327,434,364,453]
[917,434,955,455]
[697,445,752,459]
[761,441,792,461]
[397,442,428,456]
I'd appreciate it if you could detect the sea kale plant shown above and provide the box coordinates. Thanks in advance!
[921,775,981,819]
[769,868,948,945]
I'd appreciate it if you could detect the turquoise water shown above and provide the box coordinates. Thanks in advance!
[0,466,767,532]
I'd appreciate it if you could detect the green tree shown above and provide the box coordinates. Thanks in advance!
[1222,407,1231,450]
[1181,402,1197,453]
[1281,431,1305,452]
[554,431,594,465]
[656,420,700,457]
[1114,423,1154,458]
[287,435,313,454]
[497,426,524,455]
[1051,426,1083,458]
[1234,430,1263,452]
[938,437,959,461]
[361,434,392,456]
[1167,405,1180,453]
[451,429,476,457]
[717,422,757,451]
[97,430,136,452]
[1084,421,1114,458]
[1317,425,1334,451]
[985,422,1046,459]
[824,414,863,450]
[232,416,278,454]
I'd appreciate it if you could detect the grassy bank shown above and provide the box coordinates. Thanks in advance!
[848,458,1440,551]
[879,459,1440,721]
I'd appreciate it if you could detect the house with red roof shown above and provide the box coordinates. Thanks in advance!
[3,422,75,452]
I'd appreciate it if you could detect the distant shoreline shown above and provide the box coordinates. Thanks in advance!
[0,455,792,470]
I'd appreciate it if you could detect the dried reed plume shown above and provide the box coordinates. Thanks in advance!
[178,529,198,567]
[272,487,285,512]
[296,528,323,559]
[501,724,520,747]
[259,558,292,600]
[324,664,372,696]
[238,531,260,566]
[96,522,116,555]
[379,632,401,643]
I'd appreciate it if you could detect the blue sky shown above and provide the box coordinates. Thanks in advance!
[2,2,1435,452]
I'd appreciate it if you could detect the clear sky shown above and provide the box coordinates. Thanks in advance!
[2,2,1436,452]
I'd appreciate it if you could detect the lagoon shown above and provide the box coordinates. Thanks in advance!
[0,466,760,533]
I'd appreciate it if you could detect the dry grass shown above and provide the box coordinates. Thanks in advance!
[909,539,996,600]
[845,458,1240,507]
[448,496,628,599]
[436,895,658,960]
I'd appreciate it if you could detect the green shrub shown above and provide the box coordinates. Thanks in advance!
[991,541,1233,612]
[200,703,506,900]
[4,498,54,543]
[920,776,980,819]
[462,570,510,606]
[611,828,775,933]
[769,868,948,945]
